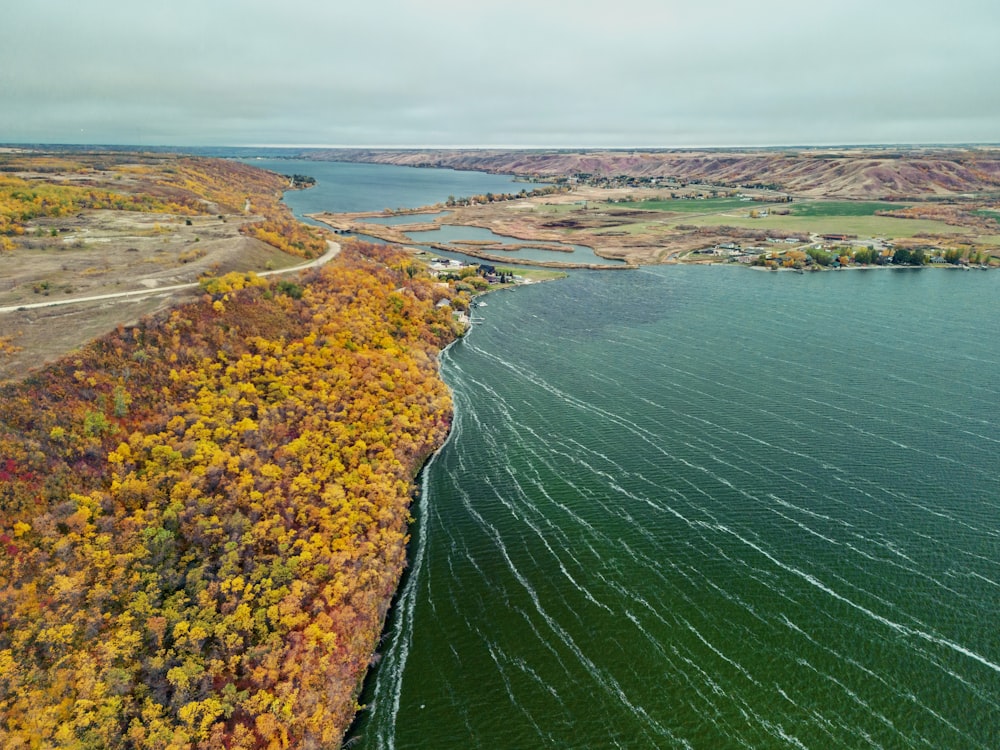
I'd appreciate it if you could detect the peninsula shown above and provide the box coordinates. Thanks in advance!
[0,150,470,748]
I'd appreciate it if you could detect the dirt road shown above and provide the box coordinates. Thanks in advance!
[0,241,340,315]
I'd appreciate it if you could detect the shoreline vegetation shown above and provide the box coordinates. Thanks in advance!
[309,204,996,273]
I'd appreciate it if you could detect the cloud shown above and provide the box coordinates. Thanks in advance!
[2,0,998,146]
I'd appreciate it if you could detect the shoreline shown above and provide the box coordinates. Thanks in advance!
[343,260,570,744]
[343,327,466,745]
[745,262,994,272]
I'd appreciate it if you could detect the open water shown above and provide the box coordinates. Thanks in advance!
[354,265,1000,749]
[240,158,544,217]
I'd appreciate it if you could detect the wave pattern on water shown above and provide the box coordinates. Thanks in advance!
[354,267,1000,749]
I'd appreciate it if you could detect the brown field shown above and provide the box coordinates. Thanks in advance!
[0,152,322,379]
[0,217,299,379]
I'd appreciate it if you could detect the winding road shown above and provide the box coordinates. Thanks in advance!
[0,240,340,315]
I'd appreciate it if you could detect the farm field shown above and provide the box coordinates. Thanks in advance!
[599,198,961,237]
[606,197,761,213]
[674,212,967,238]
[577,198,982,238]
[788,200,911,217]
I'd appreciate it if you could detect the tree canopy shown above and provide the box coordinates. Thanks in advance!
[0,242,462,749]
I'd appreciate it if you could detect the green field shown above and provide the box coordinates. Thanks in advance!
[789,201,911,217]
[504,267,568,281]
[610,198,760,213]
[523,197,994,245]
[677,213,968,238]
[607,198,917,222]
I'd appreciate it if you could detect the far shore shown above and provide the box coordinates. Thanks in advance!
[745,261,993,272]
[300,153,1000,271]
[310,208,995,275]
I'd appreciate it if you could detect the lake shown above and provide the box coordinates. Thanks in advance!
[353,265,1000,749]
[240,158,544,218]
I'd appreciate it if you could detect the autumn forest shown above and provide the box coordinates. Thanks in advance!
[0,153,469,748]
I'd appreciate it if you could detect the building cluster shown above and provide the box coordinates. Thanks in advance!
[421,253,521,285]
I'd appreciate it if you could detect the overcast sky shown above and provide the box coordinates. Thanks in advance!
[4,0,999,148]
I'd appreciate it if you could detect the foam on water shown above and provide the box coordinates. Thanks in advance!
[353,267,1000,749]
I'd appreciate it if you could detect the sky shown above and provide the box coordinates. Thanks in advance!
[4,0,999,149]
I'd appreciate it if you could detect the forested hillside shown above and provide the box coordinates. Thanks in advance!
[0,242,463,748]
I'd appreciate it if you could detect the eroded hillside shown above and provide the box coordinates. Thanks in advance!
[308,147,1000,199]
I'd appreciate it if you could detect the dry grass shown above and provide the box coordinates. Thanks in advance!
[0,154,315,380]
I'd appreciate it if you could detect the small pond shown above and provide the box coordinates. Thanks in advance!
[404,225,624,265]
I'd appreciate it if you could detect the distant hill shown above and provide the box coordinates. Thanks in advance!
[305,147,1000,199]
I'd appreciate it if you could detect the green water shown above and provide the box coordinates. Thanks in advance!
[355,266,1000,749]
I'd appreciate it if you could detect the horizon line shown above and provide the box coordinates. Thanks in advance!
[3,141,1000,152]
